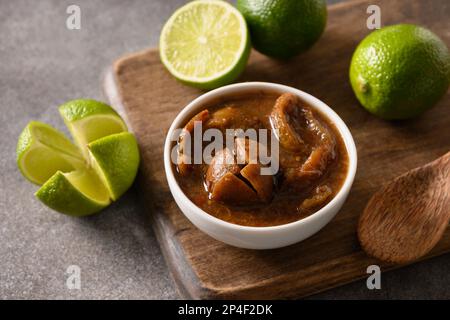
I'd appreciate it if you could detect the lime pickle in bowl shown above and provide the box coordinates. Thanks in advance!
[164,82,357,249]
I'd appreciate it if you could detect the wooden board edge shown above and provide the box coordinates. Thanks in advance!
[103,65,220,300]
[328,0,368,10]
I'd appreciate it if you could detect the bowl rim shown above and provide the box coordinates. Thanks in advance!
[164,82,357,233]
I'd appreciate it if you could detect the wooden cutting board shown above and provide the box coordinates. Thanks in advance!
[103,0,450,299]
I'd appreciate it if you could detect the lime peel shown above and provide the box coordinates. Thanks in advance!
[159,0,250,89]
[349,24,450,120]
[88,132,140,201]
[17,99,140,216]
[35,170,110,217]
[16,121,85,185]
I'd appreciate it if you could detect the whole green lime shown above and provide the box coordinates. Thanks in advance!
[236,0,327,59]
[350,24,450,120]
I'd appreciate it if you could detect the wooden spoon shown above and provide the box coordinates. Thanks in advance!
[358,151,450,264]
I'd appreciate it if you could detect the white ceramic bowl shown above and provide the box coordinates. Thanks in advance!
[164,82,357,249]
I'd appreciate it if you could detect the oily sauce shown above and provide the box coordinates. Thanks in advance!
[175,90,349,227]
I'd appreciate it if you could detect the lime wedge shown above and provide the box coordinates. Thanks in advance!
[159,0,250,89]
[59,99,127,157]
[36,169,110,216]
[17,99,140,217]
[88,132,140,201]
[17,121,84,185]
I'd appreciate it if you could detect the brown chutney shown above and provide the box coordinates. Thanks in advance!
[174,90,349,227]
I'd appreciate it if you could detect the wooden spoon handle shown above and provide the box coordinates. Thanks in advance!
[358,150,450,264]
[432,151,450,185]
[436,151,450,172]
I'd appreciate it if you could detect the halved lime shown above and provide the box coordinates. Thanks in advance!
[59,99,127,157]
[17,121,84,185]
[17,99,140,216]
[159,0,250,89]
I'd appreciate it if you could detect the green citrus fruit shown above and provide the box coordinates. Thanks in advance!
[236,0,327,59]
[17,99,140,216]
[350,24,450,119]
[88,132,140,201]
[16,121,84,185]
[59,99,127,157]
[35,169,111,217]
[160,0,250,89]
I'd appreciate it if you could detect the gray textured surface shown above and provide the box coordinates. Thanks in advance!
[1,0,449,300]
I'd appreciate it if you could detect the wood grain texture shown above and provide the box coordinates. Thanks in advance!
[103,0,450,299]
[358,152,450,264]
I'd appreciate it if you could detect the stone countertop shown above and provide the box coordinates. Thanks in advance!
[1,0,449,299]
